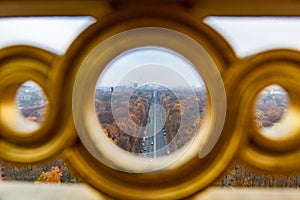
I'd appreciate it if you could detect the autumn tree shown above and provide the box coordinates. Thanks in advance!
[35,166,62,184]
[95,89,152,153]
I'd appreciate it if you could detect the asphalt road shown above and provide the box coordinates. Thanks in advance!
[143,90,168,158]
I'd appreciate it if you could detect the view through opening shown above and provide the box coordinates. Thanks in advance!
[15,81,48,125]
[254,85,289,133]
[95,46,207,158]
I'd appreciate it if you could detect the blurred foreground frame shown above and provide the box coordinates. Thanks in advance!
[1,0,300,199]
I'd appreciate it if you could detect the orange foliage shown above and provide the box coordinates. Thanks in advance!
[26,116,37,122]
[35,166,62,184]
[95,90,152,152]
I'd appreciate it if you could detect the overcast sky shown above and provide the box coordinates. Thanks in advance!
[2,16,300,87]
[97,47,203,87]
[205,17,300,57]
[0,17,95,55]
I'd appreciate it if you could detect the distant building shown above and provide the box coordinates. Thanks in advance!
[96,87,112,93]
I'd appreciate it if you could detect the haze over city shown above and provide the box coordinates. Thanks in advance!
[97,47,204,88]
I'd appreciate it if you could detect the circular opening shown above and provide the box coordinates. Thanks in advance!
[95,46,207,158]
[1,80,48,134]
[73,27,227,173]
[254,84,289,137]
[15,81,48,125]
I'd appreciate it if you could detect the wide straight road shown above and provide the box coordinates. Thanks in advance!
[143,90,168,158]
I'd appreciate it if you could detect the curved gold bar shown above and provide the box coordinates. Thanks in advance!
[224,50,300,172]
[0,46,76,163]
[61,7,237,199]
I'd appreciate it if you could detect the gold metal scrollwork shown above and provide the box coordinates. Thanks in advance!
[61,8,238,199]
[1,5,300,200]
[225,50,300,172]
[0,46,77,163]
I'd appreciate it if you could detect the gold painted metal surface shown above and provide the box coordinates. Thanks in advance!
[2,0,300,18]
[0,0,300,199]
[225,50,300,172]
[62,8,236,199]
[0,46,77,163]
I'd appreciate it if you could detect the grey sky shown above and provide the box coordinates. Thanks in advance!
[1,16,300,87]
[0,17,95,55]
[205,17,300,57]
[97,47,204,87]
[1,16,300,57]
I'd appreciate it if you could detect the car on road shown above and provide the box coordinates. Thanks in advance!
[143,147,147,151]
[166,150,170,154]
[142,142,145,146]
[150,141,154,145]
[163,132,166,136]
[145,135,148,140]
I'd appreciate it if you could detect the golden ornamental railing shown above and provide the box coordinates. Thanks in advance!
[1,1,300,199]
